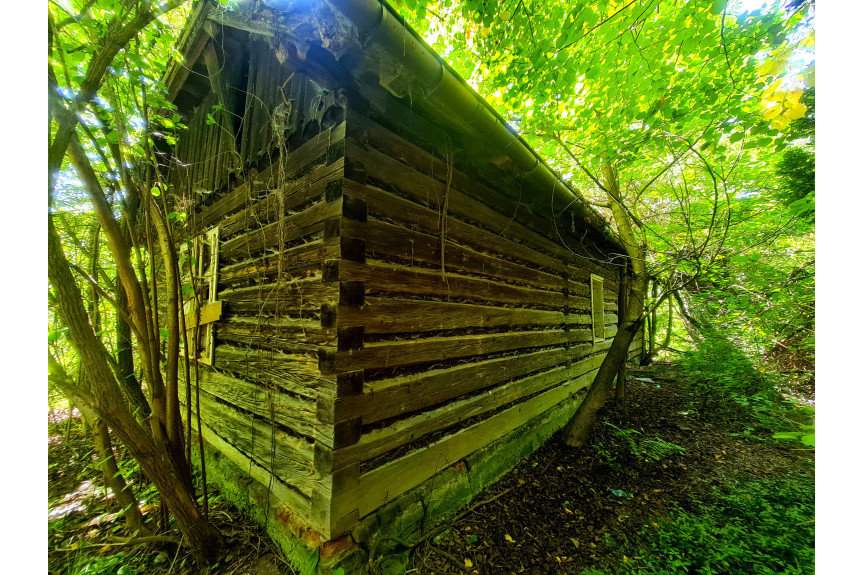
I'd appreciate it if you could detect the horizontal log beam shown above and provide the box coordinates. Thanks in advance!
[337,297,565,334]
[322,329,567,373]
[179,367,318,442]
[342,218,566,291]
[339,375,588,518]
[189,122,346,234]
[332,354,603,469]
[214,344,333,400]
[339,259,563,308]
[220,199,341,261]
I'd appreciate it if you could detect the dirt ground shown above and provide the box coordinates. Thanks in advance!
[47,362,814,575]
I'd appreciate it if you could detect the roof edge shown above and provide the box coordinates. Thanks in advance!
[164,0,625,254]
[323,0,624,252]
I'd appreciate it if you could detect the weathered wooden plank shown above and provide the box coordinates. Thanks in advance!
[347,140,574,264]
[218,277,339,314]
[342,376,588,518]
[213,344,333,400]
[333,355,603,469]
[220,199,341,261]
[184,300,222,329]
[191,122,346,234]
[219,315,338,348]
[348,111,606,263]
[339,259,563,309]
[178,368,318,441]
[218,159,344,240]
[219,239,340,287]
[187,417,314,524]
[165,0,213,101]
[345,179,565,274]
[568,328,595,344]
[342,218,566,291]
[180,385,321,493]
[334,348,570,426]
[566,258,618,284]
[337,297,565,334]
[327,330,567,373]
[568,340,613,362]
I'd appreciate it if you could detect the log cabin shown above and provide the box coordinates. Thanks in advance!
[162,0,644,568]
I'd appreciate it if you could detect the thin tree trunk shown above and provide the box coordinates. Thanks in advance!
[660,295,674,350]
[67,137,167,447]
[83,408,148,535]
[148,194,190,488]
[562,162,649,447]
[648,280,658,360]
[49,215,222,565]
[672,289,703,338]
[116,271,150,419]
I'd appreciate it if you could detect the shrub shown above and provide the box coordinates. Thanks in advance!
[619,477,814,575]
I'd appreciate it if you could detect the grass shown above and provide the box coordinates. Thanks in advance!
[582,475,815,575]
[581,334,815,575]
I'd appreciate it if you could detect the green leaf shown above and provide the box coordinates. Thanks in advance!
[302,548,320,575]
[800,434,815,447]
[49,327,68,344]
[150,186,161,197]
[710,0,727,15]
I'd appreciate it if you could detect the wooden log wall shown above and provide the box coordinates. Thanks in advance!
[167,35,644,538]
[318,111,629,530]
[170,55,353,537]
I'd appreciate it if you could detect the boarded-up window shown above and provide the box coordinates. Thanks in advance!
[590,273,605,344]
[180,226,221,364]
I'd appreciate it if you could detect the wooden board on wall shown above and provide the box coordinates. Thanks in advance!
[331,353,605,470]
[335,373,593,519]
[339,259,564,309]
[329,329,567,373]
[178,367,318,440]
[337,298,565,334]
[342,218,566,291]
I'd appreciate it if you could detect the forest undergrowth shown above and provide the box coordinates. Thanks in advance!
[48,345,815,575]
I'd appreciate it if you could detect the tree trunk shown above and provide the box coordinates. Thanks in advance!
[645,280,659,364]
[116,272,150,420]
[562,162,648,447]
[660,295,674,350]
[82,407,148,535]
[672,289,704,339]
[49,214,222,565]
[563,295,645,447]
